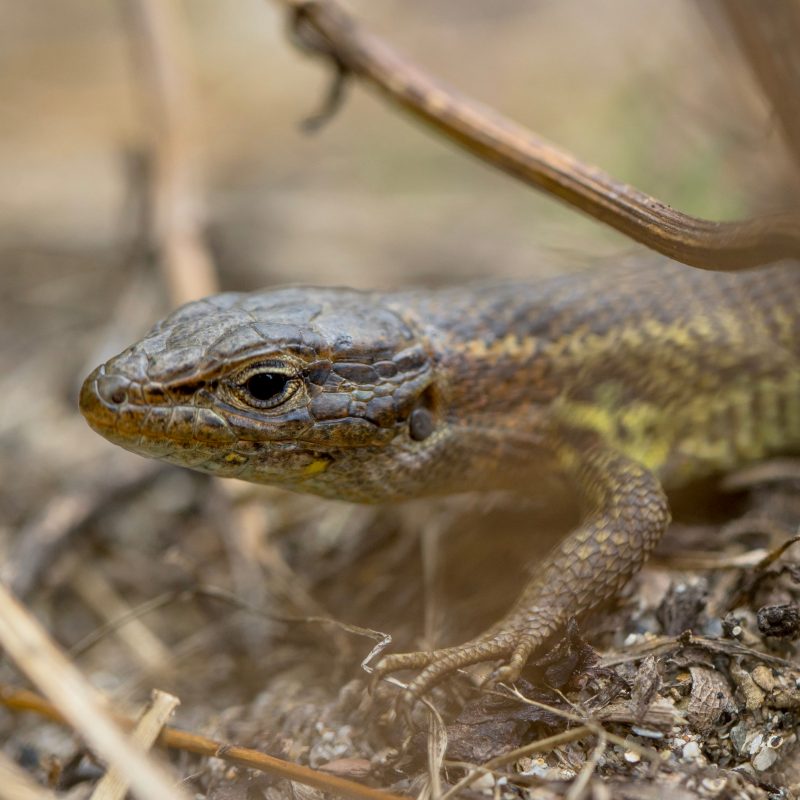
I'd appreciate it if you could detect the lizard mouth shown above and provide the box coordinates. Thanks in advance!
[79,365,336,481]
[79,364,229,461]
[80,364,245,442]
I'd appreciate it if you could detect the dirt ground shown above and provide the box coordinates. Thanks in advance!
[1,2,800,798]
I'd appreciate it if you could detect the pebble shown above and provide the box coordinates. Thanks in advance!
[701,777,727,793]
[682,741,701,760]
[471,772,495,792]
[752,747,778,771]
[632,726,664,739]
[748,733,764,755]
[729,721,749,754]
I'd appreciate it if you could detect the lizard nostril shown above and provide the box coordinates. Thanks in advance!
[97,374,130,406]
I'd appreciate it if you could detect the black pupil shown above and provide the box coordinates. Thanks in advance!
[245,372,287,402]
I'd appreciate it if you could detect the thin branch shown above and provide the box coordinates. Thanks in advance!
[439,726,594,800]
[0,585,187,800]
[5,461,162,600]
[0,684,410,800]
[121,0,219,305]
[282,0,800,271]
[91,691,180,800]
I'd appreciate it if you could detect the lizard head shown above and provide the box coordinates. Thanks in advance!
[80,288,448,502]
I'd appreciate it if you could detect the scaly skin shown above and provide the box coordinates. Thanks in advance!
[80,262,800,696]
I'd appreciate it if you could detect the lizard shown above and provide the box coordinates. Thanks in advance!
[80,260,800,699]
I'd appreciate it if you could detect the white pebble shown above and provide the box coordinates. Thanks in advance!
[753,747,778,771]
[682,741,701,760]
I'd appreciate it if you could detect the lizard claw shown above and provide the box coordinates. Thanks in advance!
[371,630,534,702]
[487,636,537,686]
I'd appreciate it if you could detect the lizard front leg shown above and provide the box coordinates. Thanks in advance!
[372,439,670,697]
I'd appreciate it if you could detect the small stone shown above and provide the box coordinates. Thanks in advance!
[756,604,800,639]
[518,757,550,778]
[751,665,776,692]
[730,662,765,711]
[730,721,749,754]
[632,726,664,739]
[682,741,702,760]
[701,777,726,793]
[624,750,641,763]
[558,768,577,780]
[752,747,778,771]
[471,772,495,792]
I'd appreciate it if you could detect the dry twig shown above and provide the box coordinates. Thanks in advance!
[280,0,800,271]
[71,565,174,674]
[5,461,163,600]
[439,726,594,800]
[91,690,180,800]
[0,683,410,800]
[0,584,187,800]
[121,0,219,305]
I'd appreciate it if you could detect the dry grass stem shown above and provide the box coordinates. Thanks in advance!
[439,726,594,800]
[565,730,607,800]
[122,0,219,305]
[91,690,181,800]
[0,584,188,800]
[423,701,447,800]
[0,683,411,800]
[5,461,162,600]
[72,565,174,674]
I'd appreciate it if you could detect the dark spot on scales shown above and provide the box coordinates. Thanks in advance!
[143,385,167,403]
[171,382,200,397]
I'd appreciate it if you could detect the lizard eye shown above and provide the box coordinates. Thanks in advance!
[231,364,299,409]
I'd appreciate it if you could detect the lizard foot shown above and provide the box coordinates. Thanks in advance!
[372,629,541,700]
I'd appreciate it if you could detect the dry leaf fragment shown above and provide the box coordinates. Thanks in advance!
[687,666,736,734]
[630,655,661,723]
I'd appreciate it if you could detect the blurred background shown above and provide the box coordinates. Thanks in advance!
[1,0,798,789]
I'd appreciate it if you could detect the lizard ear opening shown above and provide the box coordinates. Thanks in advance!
[409,386,439,441]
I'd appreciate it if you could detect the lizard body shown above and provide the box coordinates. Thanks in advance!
[80,261,800,694]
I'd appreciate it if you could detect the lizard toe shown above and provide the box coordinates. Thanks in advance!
[487,637,536,685]
[372,649,439,678]
[373,630,544,700]
[400,637,519,698]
